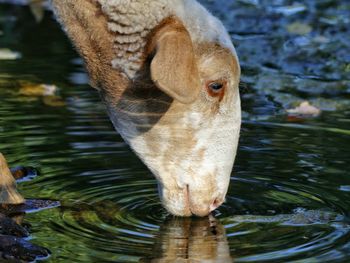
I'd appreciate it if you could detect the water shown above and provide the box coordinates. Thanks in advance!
[1,1,350,262]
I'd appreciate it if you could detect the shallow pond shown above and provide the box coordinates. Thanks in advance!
[0,0,350,262]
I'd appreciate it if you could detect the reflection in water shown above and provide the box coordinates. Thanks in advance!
[0,0,350,262]
[142,216,233,263]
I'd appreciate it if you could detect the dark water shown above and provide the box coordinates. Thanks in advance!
[0,1,350,262]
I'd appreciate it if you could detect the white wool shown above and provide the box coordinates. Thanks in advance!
[97,0,235,78]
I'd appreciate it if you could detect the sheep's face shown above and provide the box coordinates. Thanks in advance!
[106,42,241,217]
[52,0,240,217]
[157,47,240,217]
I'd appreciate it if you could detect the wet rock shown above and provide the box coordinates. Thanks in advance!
[0,199,60,216]
[0,213,28,237]
[0,200,58,262]
[228,208,345,226]
[0,235,50,262]
[0,154,57,262]
[10,166,37,181]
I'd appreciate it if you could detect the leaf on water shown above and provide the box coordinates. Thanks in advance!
[14,96,39,103]
[273,4,307,16]
[17,83,65,107]
[18,83,57,97]
[0,49,22,60]
[42,95,66,107]
[287,101,321,117]
[286,22,312,35]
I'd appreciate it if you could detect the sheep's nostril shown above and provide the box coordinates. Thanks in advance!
[184,184,191,211]
[209,198,222,212]
[186,187,223,216]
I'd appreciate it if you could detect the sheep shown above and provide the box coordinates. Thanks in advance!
[51,0,241,217]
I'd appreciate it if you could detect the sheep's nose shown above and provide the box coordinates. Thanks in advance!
[210,198,224,212]
[186,187,224,217]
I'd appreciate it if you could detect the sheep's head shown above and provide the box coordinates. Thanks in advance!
[52,0,241,217]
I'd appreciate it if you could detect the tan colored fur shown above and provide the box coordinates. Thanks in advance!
[0,153,25,204]
[148,17,201,103]
[52,0,129,97]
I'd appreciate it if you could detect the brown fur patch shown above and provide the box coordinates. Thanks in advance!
[146,16,201,104]
[52,0,129,99]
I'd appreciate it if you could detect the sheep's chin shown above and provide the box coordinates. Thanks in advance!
[131,116,239,216]
[157,177,229,217]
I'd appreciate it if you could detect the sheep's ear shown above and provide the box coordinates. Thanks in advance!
[149,18,201,104]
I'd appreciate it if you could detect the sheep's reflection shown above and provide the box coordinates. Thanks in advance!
[142,215,233,262]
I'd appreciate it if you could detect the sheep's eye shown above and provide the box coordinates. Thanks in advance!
[208,82,224,92]
[206,80,226,101]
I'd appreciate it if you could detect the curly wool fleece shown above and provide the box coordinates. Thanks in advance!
[97,0,235,78]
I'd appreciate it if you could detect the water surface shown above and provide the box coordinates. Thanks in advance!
[0,1,350,262]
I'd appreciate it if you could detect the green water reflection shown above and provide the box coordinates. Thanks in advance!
[0,1,350,262]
